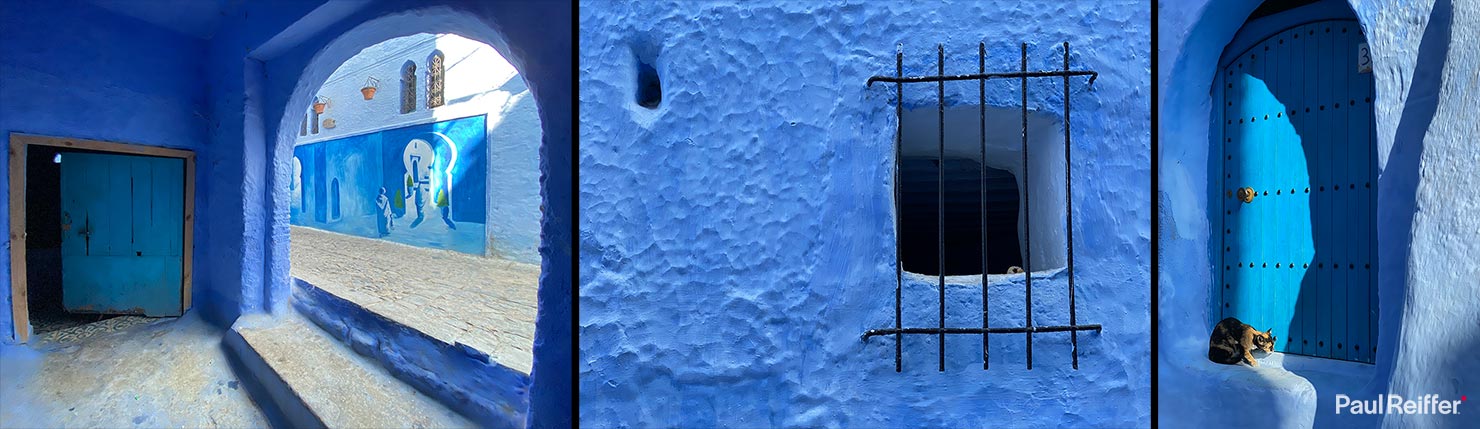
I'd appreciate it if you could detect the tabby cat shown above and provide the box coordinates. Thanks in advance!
[1207,317,1276,367]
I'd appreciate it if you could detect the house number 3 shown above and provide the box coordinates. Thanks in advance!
[1358,43,1372,73]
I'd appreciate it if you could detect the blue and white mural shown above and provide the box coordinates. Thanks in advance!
[291,115,487,255]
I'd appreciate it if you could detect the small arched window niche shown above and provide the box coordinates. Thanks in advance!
[401,60,417,114]
[898,105,1067,278]
[427,50,445,109]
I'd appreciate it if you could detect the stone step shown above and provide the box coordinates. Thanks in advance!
[225,312,476,429]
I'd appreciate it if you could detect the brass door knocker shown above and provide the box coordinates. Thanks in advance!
[1237,187,1256,203]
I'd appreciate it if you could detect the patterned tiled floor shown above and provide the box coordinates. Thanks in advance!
[28,308,117,336]
[288,226,540,374]
[37,315,159,344]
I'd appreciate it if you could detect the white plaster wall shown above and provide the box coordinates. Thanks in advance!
[294,33,522,144]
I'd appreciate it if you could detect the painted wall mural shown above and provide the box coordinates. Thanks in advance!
[291,114,487,255]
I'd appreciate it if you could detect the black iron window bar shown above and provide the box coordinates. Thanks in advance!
[862,42,1102,372]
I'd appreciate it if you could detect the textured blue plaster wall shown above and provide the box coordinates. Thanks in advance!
[1158,0,1479,427]
[579,1,1150,426]
[0,0,209,343]
[203,1,572,425]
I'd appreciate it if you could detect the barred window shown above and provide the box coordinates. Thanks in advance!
[427,51,445,109]
[863,42,1099,372]
[401,60,417,114]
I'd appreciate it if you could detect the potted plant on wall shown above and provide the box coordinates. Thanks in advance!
[361,77,379,100]
[313,95,330,114]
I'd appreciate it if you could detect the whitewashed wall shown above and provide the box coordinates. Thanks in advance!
[296,33,524,144]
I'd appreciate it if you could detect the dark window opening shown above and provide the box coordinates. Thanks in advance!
[901,158,1022,276]
[401,60,417,114]
[898,105,1066,276]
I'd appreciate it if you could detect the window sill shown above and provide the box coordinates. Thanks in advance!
[903,267,1068,287]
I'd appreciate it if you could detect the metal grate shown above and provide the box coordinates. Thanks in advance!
[427,51,446,109]
[401,61,418,114]
[862,42,1101,372]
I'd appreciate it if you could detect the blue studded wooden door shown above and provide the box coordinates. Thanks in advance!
[1217,20,1376,363]
[59,152,185,317]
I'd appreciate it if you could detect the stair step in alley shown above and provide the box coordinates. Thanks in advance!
[225,312,475,429]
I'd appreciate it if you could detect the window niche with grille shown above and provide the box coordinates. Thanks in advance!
[898,106,1068,277]
[863,42,1101,372]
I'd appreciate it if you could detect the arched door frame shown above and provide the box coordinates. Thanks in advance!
[237,2,570,426]
[1159,0,1404,392]
[1210,5,1377,363]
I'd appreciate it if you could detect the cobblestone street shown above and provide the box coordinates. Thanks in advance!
[289,226,540,374]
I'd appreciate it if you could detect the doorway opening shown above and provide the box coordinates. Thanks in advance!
[284,32,544,374]
[1212,2,1376,363]
[329,178,341,221]
[8,134,196,344]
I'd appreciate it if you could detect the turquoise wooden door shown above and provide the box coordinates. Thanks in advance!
[1218,20,1376,363]
[59,152,185,317]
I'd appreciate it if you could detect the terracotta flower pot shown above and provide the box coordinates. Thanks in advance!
[361,87,377,100]
[313,102,326,114]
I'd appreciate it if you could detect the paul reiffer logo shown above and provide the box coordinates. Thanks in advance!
[1336,394,1466,415]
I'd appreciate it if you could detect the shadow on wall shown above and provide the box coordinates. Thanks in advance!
[1366,0,1449,412]
[1291,0,1453,380]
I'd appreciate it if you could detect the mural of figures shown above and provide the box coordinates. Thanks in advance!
[375,187,393,237]
[291,114,488,255]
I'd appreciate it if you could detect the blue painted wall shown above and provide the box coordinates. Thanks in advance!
[0,0,208,342]
[579,1,1150,426]
[292,115,489,255]
[1159,0,1479,427]
[202,1,573,425]
[3,0,571,425]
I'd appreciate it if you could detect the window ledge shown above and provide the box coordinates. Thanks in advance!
[903,267,1068,287]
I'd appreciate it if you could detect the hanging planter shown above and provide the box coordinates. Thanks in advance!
[313,95,330,114]
[360,76,380,100]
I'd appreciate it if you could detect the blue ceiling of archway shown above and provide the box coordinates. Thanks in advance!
[87,0,241,39]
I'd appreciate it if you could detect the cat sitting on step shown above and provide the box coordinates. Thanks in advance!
[1208,317,1276,367]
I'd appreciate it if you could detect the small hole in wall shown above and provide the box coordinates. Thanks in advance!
[636,61,662,109]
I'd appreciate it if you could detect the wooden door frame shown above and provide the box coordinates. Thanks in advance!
[8,133,196,343]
